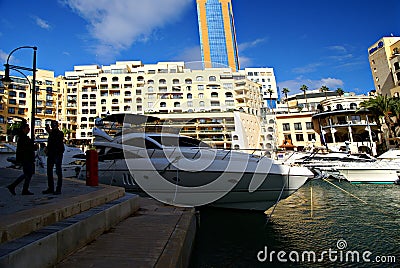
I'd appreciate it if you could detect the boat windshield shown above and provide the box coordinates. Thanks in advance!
[149,135,209,148]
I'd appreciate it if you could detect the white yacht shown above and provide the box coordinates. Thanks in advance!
[279,149,376,179]
[336,149,400,184]
[78,114,314,211]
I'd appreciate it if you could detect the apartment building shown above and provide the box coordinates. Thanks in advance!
[241,68,278,109]
[389,39,400,97]
[0,69,58,141]
[312,95,380,155]
[262,89,375,154]
[58,61,263,148]
[368,36,400,96]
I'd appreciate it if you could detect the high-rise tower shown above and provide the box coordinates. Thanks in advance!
[196,0,240,71]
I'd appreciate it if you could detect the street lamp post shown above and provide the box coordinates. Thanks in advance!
[2,46,37,139]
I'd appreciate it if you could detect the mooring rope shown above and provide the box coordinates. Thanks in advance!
[322,178,398,220]
[265,167,290,226]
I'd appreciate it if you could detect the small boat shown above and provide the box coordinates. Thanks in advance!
[78,113,314,211]
[279,149,376,179]
[335,149,400,184]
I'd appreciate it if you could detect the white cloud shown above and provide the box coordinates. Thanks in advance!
[239,38,266,52]
[0,50,8,63]
[327,45,347,53]
[292,63,323,74]
[173,46,201,63]
[278,76,344,93]
[238,56,252,68]
[33,16,51,30]
[63,0,192,58]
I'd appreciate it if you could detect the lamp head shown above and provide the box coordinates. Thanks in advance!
[1,64,12,89]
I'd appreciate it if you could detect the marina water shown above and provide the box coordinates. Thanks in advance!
[190,179,399,267]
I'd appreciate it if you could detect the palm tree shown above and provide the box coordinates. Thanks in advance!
[300,84,309,111]
[62,127,72,140]
[359,95,397,144]
[320,85,329,99]
[282,88,290,113]
[267,88,274,113]
[335,88,344,97]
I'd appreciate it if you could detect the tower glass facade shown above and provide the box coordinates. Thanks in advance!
[196,0,239,71]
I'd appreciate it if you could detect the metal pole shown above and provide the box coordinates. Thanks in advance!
[31,48,37,140]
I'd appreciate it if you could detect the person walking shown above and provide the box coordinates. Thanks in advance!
[7,123,35,195]
[42,120,65,195]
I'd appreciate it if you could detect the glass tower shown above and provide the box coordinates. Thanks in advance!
[196,0,240,71]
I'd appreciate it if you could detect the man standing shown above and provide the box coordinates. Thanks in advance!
[7,123,35,195]
[43,120,65,195]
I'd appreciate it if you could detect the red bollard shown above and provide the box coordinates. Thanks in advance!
[86,149,98,186]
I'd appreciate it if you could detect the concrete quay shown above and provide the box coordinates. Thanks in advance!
[0,167,196,268]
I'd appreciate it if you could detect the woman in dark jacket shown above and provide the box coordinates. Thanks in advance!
[7,123,35,195]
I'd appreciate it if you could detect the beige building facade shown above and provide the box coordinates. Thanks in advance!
[0,69,58,141]
[368,36,400,96]
[56,61,264,148]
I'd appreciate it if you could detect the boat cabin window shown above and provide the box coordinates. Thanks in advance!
[97,146,140,160]
[149,136,209,148]
[124,137,161,149]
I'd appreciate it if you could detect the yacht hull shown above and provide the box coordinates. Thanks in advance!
[79,160,311,211]
[337,167,399,184]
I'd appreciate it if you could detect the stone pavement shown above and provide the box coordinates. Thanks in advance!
[0,166,196,267]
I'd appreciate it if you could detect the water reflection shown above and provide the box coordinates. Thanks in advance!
[190,180,400,267]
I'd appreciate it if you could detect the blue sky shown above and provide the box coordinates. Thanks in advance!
[0,0,398,95]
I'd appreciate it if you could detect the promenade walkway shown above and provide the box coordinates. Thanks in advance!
[0,167,196,268]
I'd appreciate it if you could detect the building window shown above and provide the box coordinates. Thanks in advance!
[198,93,204,99]
[187,101,193,107]
[160,102,166,108]
[351,115,361,123]
[294,123,302,130]
[199,101,205,107]
[198,85,204,90]
[306,122,314,130]
[223,83,233,89]
[296,134,304,141]
[187,93,193,99]
[185,79,192,84]
[209,76,217,81]
[308,133,316,141]
[282,123,290,131]
[196,76,204,81]
[174,102,180,107]
[350,103,357,109]
[225,92,233,98]
[211,92,218,98]
[225,100,234,106]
